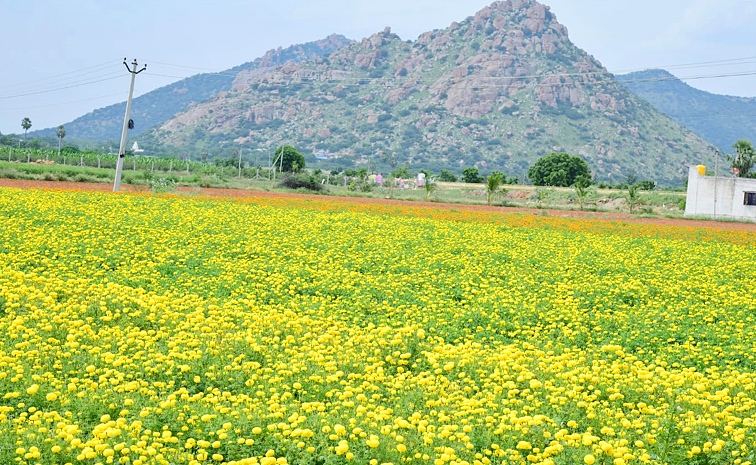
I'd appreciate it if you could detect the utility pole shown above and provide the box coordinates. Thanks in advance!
[714,148,720,219]
[114,58,146,192]
[237,146,243,178]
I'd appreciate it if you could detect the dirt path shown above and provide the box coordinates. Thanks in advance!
[2,178,755,232]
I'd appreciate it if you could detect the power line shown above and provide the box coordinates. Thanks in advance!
[2,53,755,117]
[623,55,756,73]
[0,60,117,90]
[0,92,128,112]
[0,67,125,98]
[0,74,125,100]
[5,50,754,103]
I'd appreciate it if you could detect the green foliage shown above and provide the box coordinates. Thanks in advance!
[274,145,306,172]
[347,179,374,192]
[490,170,518,185]
[279,173,325,192]
[424,178,437,201]
[618,69,756,151]
[731,140,755,177]
[21,117,32,143]
[572,174,593,210]
[528,152,591,187]
[391,166,411,179]
[626,183,645,214]
[486,173,505,205]
[634,180,656,191]
[461,167,483,184]
[438,170,458,182]
[214,155,239,168]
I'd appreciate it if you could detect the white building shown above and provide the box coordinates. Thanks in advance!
[685,165,756,221]
[131,141,144,153]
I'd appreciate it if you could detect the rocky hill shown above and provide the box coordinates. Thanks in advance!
[617,69,756,153]
[145,0,715,184]
[31,35,352,142]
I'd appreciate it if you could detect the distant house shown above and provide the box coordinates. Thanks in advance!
[685,166,756,221]
[131,141,144,153]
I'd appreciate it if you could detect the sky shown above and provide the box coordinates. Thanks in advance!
[1,0,755,135]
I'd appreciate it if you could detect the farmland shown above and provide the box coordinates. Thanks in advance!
[0,188,755,465]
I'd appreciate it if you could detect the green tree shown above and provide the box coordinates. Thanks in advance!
[731,140,755,177]
[572,173,593,210]
[21,117,32,145]
[528,152,591,187]
[461,167,483,183]
[274,145,305,172]
[55,125,66,160]
[438,170,458,182]
[391,166,411,179]
[486,173,505,205]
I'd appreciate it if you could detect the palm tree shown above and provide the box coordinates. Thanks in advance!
[486,173,505,205]
[55,125,66,161]
[731,139,755,177]
[21,118,32,145]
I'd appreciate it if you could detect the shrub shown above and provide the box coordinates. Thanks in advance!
[279,174,324,192]
[438,170,458,182]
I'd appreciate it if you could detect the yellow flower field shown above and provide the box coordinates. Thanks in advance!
[0,188,755,465]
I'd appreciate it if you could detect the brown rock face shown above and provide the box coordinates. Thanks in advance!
[591,93,623,111]
[355,51,381,69]
[536,76,586,107]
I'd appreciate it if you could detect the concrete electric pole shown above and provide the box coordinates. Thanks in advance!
[114,58,146,192]
[238,146,243,178]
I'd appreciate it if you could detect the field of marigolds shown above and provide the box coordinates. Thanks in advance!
[1,188,756,465]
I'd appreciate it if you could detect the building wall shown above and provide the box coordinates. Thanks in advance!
[685,166,756,221]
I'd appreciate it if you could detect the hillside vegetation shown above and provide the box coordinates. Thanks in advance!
[29,35,352,141]
[617,69,756,153]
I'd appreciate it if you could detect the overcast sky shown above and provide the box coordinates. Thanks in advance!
[1,0,755,135]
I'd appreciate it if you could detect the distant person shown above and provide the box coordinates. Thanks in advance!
[417,172,426,188]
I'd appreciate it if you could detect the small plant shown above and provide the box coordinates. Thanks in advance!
[534,187,551,209]
[572,174,593,211]
[424,178,438,201]
[626,183,644,214]
[486,173,505,205]
[150,176,177,193]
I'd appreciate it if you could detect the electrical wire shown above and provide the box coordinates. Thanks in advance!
[0,60,115,89]
[0,74,126,100]
[0,92,128,112]
[2,51,754,118]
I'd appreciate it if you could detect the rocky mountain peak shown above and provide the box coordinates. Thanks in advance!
[148,1,714,184]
